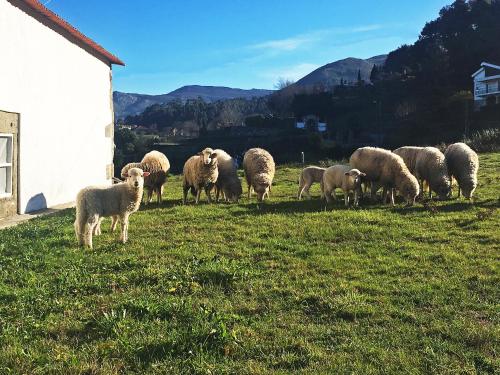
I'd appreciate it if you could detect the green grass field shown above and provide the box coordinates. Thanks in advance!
[0,153,499,374]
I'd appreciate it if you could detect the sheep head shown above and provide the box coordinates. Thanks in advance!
[400,178,419,206]
[199,148,217,165]
[436,178,452,200]
[461,179,477,200]
[344,169,366,188]
[126,167,150,189]
[253,173,271,202]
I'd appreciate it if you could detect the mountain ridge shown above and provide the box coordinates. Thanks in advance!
[294,54,387,87]
[114,85,274,120]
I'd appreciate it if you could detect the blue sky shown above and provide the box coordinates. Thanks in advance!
[45,0,452,94]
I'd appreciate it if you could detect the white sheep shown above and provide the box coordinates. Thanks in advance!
[243,148,275,202]
[213,149,242,203]
[121,150,170,205]
[74,167,150,249]
[444,142,479,199]
[350,147,419,205]
[182,147,219,204]
[415,147,451,199]
[393,146,423,175]
[321,165,366,207]
[297,166,325,199]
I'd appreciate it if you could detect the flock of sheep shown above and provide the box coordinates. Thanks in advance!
[74,142,478,248]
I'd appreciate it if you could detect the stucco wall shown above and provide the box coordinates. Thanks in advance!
[0,0,114,213]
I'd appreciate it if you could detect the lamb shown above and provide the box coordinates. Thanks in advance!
[414,147,451,199]
[74,167,149,249]
[297,166,326,199]
[120,150,170,204]
[243,148,275,202]
[182,147,219,204]
[321,165,366,207]
[393,146,423,174]
[213,149,242,203]
[350,147,419,205]
[444,142,479,199]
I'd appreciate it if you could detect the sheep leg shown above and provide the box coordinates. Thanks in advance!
[390,189,395,206]
[145,188,153,205]
[303,182,312,199]
[215,186,221,203]
[119,214,129,243]
[195,189,202,204]
[183,186,189,204]
[324,188,332,204]
[247,185,252,199]
[205,186,213,203]
[111,216,119,232]
[93,217,103,236]
[370,183,379,201]
[297,183,305,200]
[354,189,360,207]
[157,186,162,204]
[74,219,85,246]
[344,191,349,207]
[85,214,99,249]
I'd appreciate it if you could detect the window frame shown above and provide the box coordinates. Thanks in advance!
[0,133,13,198]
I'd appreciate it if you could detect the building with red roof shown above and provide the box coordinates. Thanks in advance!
[0,0,124,216]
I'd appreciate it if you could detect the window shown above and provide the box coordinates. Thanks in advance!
[0,134,13,197]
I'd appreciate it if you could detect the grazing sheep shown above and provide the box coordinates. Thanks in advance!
[444,142,479,199]
[121,150,170,204]
[393,146,423,174]
[322,165,366,207]
[74,167,150,249]
[297,166,326,199]
[350,147,419,205]
[182,148,219,204]
[415,147,451,199]
[243,148,275,202]
[213,149,242,203]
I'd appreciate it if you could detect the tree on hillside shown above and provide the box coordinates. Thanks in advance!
[384,0,500,91]
[274,77,295,90]
[370,65,380,83]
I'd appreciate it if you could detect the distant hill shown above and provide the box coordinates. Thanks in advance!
[114,85,274,120]
[294,54,387,87]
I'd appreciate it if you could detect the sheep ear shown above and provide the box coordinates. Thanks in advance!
[344,172,350,176]
[361,172,366,177]
[143,171,150,177]
[211,152,218,159]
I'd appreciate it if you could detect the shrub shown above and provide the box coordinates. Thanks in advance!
[463,128,500,152]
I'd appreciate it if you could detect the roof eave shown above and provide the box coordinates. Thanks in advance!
[12,0,124,67]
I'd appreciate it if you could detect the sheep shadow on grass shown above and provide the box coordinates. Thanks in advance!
[229,195,366,216]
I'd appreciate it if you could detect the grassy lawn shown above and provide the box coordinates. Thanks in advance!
[0,153,499,374]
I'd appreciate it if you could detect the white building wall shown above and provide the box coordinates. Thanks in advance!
[0,0,114,213]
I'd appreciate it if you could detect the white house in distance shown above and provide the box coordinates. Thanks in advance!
[0,0,124,218]
[296,115,327,133]
[472,62,500,109]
